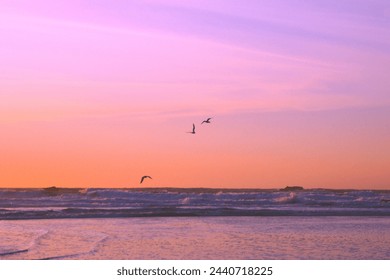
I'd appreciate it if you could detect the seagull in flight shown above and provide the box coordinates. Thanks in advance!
[187,123,196,134]
[140,175,152,184]
[201,117,212,124]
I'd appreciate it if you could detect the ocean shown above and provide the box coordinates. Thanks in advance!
[0,187,389,259]
[1,187,389,219]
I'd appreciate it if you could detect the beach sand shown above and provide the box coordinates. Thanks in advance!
[1,216,389,260]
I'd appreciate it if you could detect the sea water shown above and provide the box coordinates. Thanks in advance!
[0,188,389,260]
[0,187,389,218]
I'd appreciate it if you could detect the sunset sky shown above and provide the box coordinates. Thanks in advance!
[1,0,389,189]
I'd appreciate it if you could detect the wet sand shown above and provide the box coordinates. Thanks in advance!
[1,216,389,260]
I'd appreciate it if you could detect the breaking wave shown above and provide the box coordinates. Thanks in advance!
[0,187,389,219]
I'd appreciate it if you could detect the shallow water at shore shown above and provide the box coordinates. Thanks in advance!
[1,216,389,260]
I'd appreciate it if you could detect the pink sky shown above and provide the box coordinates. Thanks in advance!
[1,0,389,188]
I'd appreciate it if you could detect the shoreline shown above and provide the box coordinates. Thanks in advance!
[1,216,389,260]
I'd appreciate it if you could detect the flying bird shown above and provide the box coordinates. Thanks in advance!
[201,118,212,124]
[187,123,196,134]
[140,175,152,184]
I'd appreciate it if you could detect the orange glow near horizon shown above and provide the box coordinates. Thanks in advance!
[1,109,389,189]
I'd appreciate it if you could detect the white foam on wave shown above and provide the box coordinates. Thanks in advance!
[39,232,109,260]
[0,229,48,257]
[180,197,191,204]
[274,192,298,203]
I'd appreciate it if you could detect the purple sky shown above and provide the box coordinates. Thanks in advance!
[1,0,389,188]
